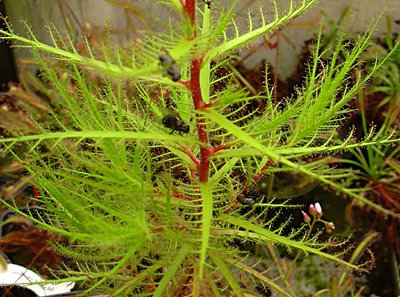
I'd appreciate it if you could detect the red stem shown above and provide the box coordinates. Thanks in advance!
[183,0,196,25]
[179,80,191,88]
[173,191,198,201]
[223,201,239,214]
[252,159,273,183]
[180,146,200,168]
[183,1,216,183]
[373,183,400,211]
[198,147,211,182]
[211,144,229,154]
[190,52,212,183]
[191,56,205,110]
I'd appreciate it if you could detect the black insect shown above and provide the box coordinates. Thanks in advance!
[203,0,211,9]
[159,51,181,81]
[162,115,190,134]
[237,195,256,206]
[237,191,260,206]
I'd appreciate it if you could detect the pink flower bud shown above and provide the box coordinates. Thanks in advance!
[326,222,335,230]
[324,222,335,234]
[314,202,323,216]
[301,210,311,223]
[309,204,316,216]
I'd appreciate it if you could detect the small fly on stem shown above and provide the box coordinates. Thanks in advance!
[159,50,181,81]
[162,115,190,134]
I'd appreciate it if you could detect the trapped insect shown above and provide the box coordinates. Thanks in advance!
[237,191,260,206]
[203,0,211,9]
[237,195,256,206]
[162,115,190,134]
[159,51,181,81]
